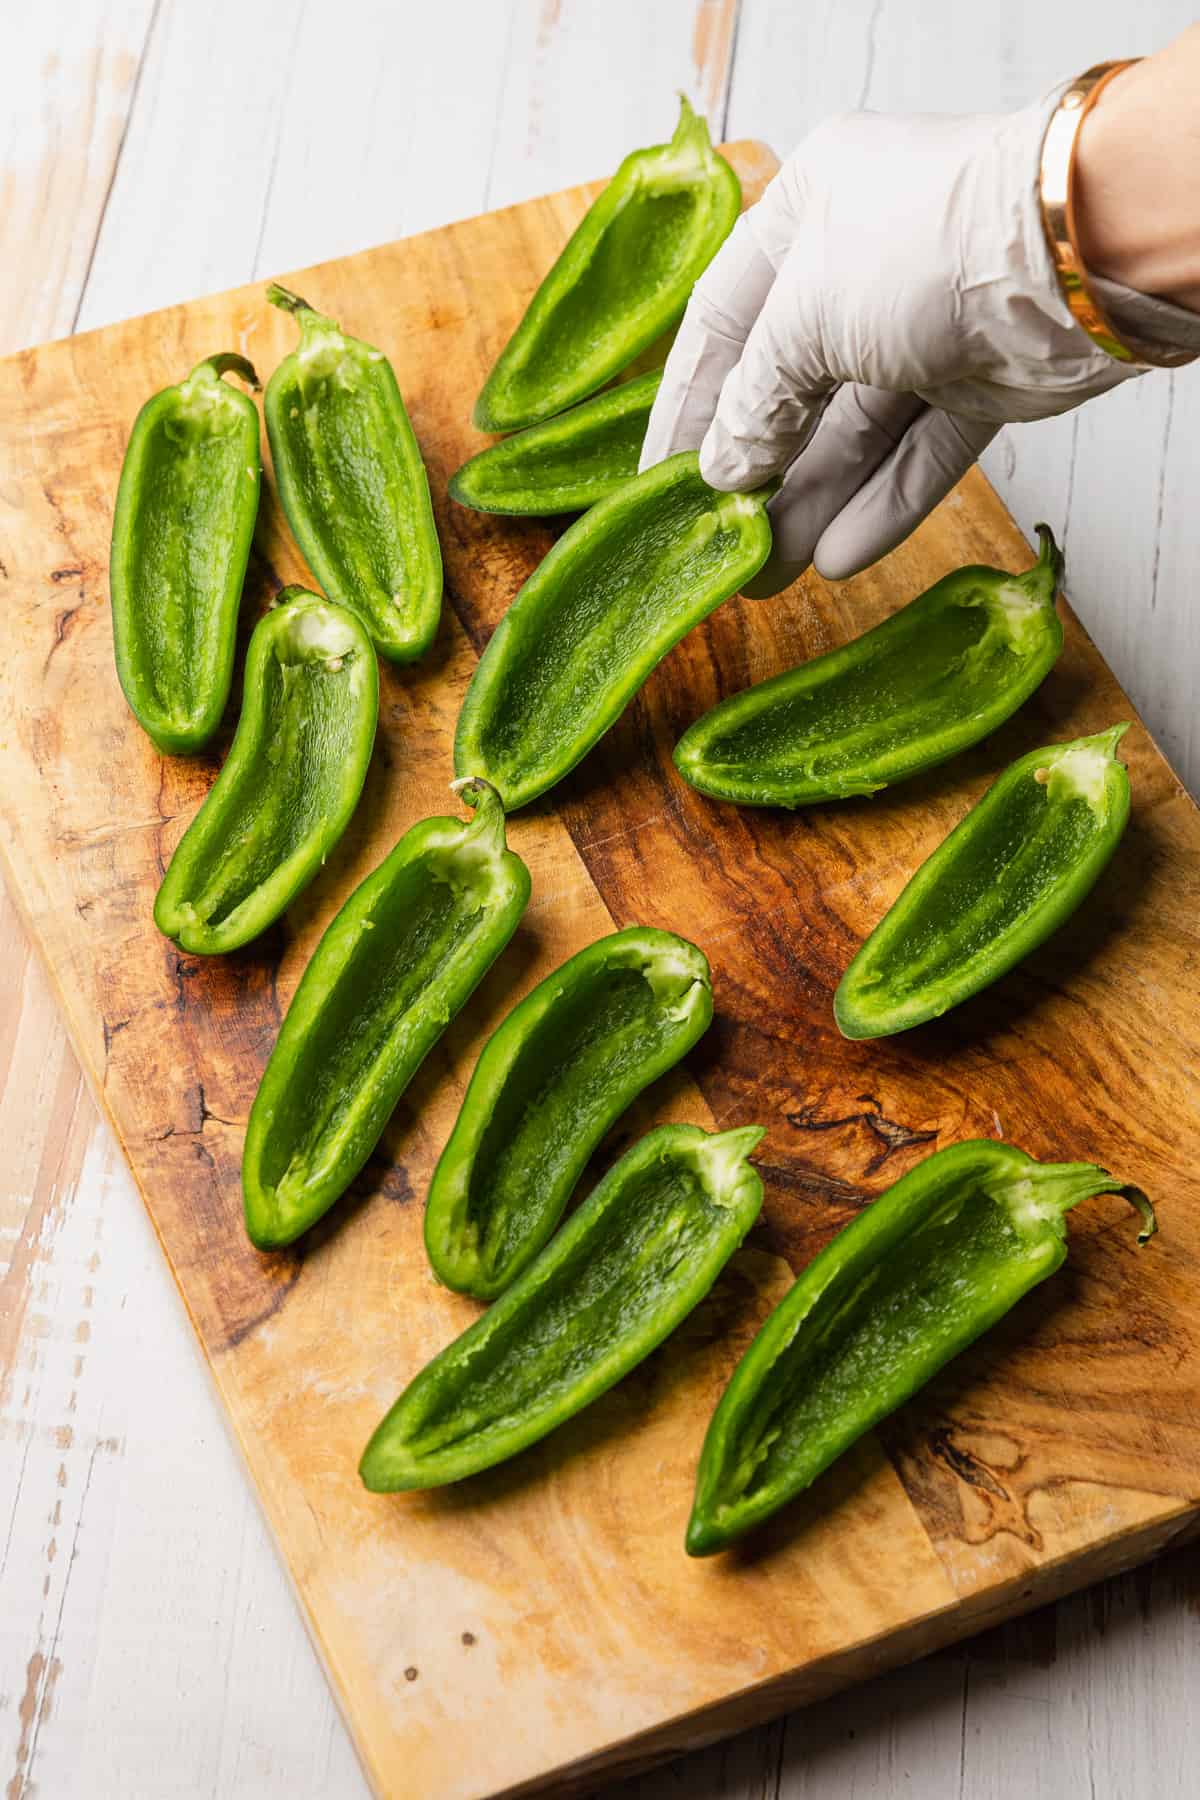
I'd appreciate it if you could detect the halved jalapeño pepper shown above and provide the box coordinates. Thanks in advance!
[450,371,661,516]
[454,453,772,810]
[264,285,442,663]
[424,925,713,1299]
[155,587,378,955]
[687,1139,1154,1555]
[474,99,740,431]
[676,526,1066,807]
[243,779,529,1250]
[361,1122,764,1491]
[110,353,261,753]
[836,725,1132,1039]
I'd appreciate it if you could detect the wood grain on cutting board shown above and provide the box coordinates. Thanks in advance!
[1,139,1199,1798]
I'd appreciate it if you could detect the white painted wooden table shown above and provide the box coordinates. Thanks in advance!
[3,4,1198,1795]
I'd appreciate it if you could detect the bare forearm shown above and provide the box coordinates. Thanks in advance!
[1075,24,1200,311]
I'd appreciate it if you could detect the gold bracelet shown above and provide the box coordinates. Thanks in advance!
[1038,59,1193,371]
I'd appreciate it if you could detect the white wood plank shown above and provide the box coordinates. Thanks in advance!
[484,0,740,209]
[0,0,156,351]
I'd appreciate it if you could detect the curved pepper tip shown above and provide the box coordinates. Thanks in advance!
[1119,1182,1157,1245]
[683,1511,724,1558]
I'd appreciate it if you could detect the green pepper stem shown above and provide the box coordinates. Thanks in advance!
[191,352,260,391]
[273,584,313,609]
[451,776,508,852]
[267,282,319,320]
[1030,521,1065,594]
[1043,1164,1157,1244]
[671,92,711,155]
[708,1124,766,1161]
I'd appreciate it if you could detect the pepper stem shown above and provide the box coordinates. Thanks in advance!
[267,282,320,320]
[273,584,313,608]
[451,776,508,852]
[671,92,712,155]
[1028,522,1065,596]
[1042,1163,1157,1245]
[190,352,260,391]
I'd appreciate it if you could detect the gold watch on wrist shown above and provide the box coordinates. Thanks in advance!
[1038,58,1195,370]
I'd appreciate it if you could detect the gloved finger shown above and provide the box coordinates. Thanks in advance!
[639,214,778,470]
[814,410,999,580]
[741,386,925,598]
[699,241,837,493]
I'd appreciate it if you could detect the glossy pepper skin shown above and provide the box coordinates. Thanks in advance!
[424,925,713,1300]
[110,353,261,753]
[154,588,378,956]
[676,525,1066,807]
[688,1139,1155,1555]
[264,285,442,663]
[454,453,772,810]
[449,371,662,516]
[243,779,530,1251]
[361,1122,764,1491]
[474,99,740,432]
[835,723,1131,1039]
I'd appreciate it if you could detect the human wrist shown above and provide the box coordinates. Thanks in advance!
[1073,30,1200,312]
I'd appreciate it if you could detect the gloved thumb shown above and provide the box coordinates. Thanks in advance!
[699,240,835,492]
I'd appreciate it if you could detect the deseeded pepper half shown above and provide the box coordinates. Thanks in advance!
[264,285,442,663]
[110,353,261,753]
[154,588,378,955]
[474,99,740,432]
[688,1139,1154,1555]
[454,453,772,810]
[449,371,661,516]
[835,724,1132,1038]
[362,1122,764,1492]
[424,925,713,1299]
[675,525,1065,807]
[243,779,530,1250]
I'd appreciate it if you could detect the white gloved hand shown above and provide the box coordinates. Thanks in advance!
[640,91,1142,596]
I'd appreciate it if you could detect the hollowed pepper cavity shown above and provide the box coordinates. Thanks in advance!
[676,525,1066,807]
[424,925,714,1299]
[243,779,530,1250]
[154,586,378,956]
[454,453,772,810]
[361,1122,765,1492]
[835,723,1132,1038]
[473,98,740,432]
[264,285,442,663]
[110,352,261,753]
[688,1139,1155,1555]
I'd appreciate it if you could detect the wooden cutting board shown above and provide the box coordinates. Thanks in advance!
[2,140,1199,1799]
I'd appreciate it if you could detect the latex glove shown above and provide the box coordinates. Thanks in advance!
[640,91,1141,596]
